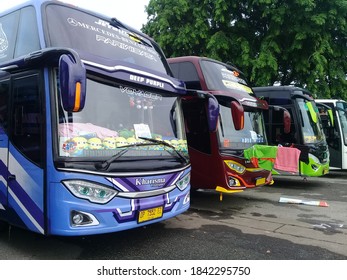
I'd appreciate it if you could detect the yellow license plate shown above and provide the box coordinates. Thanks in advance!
[138,206,163,223]
[256,177,266,186]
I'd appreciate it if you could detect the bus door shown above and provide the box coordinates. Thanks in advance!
[317,102,341,168]
[181,92,219,189]
[0,74,10,222]
[6,72,45,234]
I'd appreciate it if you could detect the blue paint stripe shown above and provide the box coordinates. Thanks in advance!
[0,161,9,207]
[0,185,6,206]
[8,180,44,228]
[0,158,44,230]
[164,173,179,187]
[0,160,11,179]
[118,177,140,191]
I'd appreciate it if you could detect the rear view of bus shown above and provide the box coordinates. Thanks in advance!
[0,0,191,235]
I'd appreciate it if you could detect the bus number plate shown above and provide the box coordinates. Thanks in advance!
[256,177,266,186]
[138,206,163,223]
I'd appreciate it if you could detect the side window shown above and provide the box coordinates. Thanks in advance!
[11,74,43,166]
[15,7,40,57]
[170,62,201,90]
[182,99,211,154]
[0,10,20,63]
[0,78,9,130]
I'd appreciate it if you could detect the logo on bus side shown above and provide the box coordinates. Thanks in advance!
[135,178,166,187]
[130,74,164,89]
[0,23,9,56]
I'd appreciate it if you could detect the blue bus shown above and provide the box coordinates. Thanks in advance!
[0,0,200,236]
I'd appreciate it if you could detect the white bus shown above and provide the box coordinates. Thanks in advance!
[316,99,347,170]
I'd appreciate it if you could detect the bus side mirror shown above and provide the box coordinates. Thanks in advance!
[231,101,244,131]
[306,102,317,123]
[59,54,86,112]
[207,95,219,132]
[283,109,291,134]
[327,109,334,127]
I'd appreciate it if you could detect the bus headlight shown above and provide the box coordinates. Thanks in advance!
[63,180,118,204]
[224,160,246,174]
[176,173,190,191]
[309,154,320,165]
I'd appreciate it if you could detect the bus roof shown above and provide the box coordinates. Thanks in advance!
[316,99,346,103]
[253,86,314,100]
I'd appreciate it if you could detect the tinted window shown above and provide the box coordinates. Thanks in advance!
[15,7,40,57]
[200,60,252,94]
[182,99,210,153]
[44,4,167,74]
[170,61,201,90]
[11,74,43,165]
[0,10,20,63]
[269,97,291,105]
[0,78,9,130]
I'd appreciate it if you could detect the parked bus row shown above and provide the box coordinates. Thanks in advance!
[0,0,341,236]
[168,57,331,194]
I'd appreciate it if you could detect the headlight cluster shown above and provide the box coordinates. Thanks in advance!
[309,154,321,165]
[224,160,246,174]
[63,180,118,204]
[176,173,190,191]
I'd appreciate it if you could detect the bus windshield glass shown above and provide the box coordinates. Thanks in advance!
[56,75,188,163]
[44,3,167,73]
[297,99,325,144]
[217,101,267,150]
[200,60,253,94]
[336,101,347,145]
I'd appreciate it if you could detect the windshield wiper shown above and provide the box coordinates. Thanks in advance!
[95,138,188,170]
[95,140,181,170]
[110,18,127,29]
[138,137,189,164]
[95,148,129,170]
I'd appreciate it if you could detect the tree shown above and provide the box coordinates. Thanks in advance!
[142,0,347,99]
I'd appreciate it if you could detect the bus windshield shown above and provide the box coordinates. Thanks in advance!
[56,75,188,164]
[44,3,167,73]
[217,102,267,150]
[200,60,253,94]
[297,99,325,144]
[336,101,347,145]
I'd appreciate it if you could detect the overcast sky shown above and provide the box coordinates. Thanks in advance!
[0,0,150,30]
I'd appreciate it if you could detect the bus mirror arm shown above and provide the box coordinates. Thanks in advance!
[206,95,219,132]
[269,105,291,134]
[59,54,87,112]
[283,109,291,134]
[231,101,244,131]
[186,90,219,132]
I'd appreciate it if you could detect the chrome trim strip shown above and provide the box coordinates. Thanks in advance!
[57,164,191,177]
[82,60,184,90]
[116,185,177,198]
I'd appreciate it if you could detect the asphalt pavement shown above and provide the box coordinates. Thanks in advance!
[0,171,346,260]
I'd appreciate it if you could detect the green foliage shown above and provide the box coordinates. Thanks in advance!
[142,0,347,99]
